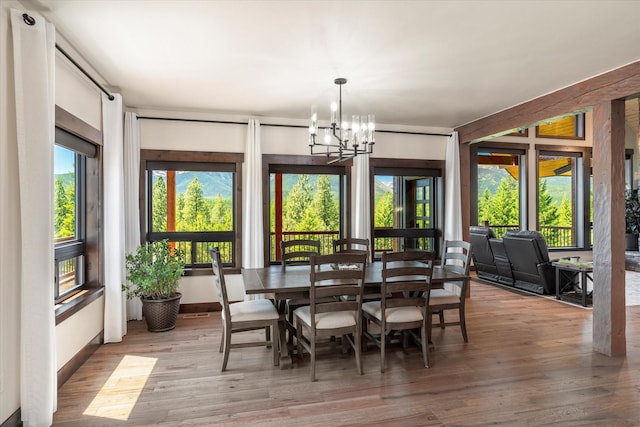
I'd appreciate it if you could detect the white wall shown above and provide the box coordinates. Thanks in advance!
[138,110,450,303]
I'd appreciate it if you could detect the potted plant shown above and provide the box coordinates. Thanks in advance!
[625,189,640,251]
[123,240,186,332]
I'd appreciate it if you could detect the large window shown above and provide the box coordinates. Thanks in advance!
[371,160,444,258]
[267,161,347,264]
[471,145,527,237]
[536,113,585,140]
[143,151,243,270]
[54,128,96,302]
[537,147,591,249]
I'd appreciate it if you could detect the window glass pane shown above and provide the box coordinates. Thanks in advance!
[537,113,585,139]
[54,145,77,242]
[57,255,84,297]
[538,154,575,247]
[151,170,234,232]
[477,152,520,237]
[374,174,435,255]
[269,173,342,261]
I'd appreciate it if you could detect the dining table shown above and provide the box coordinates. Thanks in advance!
[241,262,471,368]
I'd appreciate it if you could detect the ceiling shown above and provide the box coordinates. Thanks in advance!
[31,0,640,130]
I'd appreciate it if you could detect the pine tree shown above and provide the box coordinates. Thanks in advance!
[183,177,205,230]
[491,177,519,226]
[283,174,313,231]
[374,191,394,228]
[152,176,167,231]
[300,175,339,231]
[54,178,74,239]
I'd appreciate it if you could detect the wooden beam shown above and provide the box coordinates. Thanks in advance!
[592,99,626,356]
[456,61,640,143]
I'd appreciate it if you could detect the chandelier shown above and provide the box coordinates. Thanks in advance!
[308,78,375,163]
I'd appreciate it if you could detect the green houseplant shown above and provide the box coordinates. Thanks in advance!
[123,240,186,331]
[625,189,640,251]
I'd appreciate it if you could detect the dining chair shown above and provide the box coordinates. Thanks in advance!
[210,247,280,371]
[280,239,322,343]
[333,237,370,259]
[293,252,367,381]
[430,240,472,342]
[362,250,434,372]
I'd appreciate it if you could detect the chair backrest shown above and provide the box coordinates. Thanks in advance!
[441,240,472,275]
[308,253,367,329]
[280,239,321,270]
[468,226,496,267]
[333,238,370,258]
[381,251,434,316]
[210,247,231,321]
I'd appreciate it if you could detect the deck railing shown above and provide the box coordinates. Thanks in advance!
[487,224,575,248]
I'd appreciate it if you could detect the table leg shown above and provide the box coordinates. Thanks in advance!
[556,268,561,300]
[581,271,587,307]
[275,299,292,369]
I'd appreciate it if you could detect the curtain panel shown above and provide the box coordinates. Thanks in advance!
[10,8,57,425]
[124,111,142,320]
[444,131,463,241]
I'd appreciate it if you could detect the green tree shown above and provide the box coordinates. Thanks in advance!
[300,175,339,231]
[490,177,519,226]
[477,188,493,225]
[375,191,394,228]
[54,178,75,239]
[182,177,206,230]
[210,194,232,230]
[175,193,185,230]
[152,176,167,231]
[283,174,313,231]
[538,179,559,226]
[558,195,572,226]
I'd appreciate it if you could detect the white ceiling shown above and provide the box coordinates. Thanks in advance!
[34,0,640,130]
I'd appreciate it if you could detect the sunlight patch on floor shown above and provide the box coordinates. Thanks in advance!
[83,355,157,420]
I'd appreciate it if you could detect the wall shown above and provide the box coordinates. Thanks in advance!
[138,109,450,303]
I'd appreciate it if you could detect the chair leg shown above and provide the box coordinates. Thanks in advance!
[355,328,363,375]
[295,316,304,361]
[221,327,232,372]
[310,335,316,382]
[219,326,224,353]
[421,324,430,368]
[265,325,271,348]
[459,306,468,343]
[439,310,445,329]
[380,326,386,373]
[271,322,279,366]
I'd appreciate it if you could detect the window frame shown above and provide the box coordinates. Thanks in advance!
[470,142,529,236]
[140,150,243,273]
[369,158,445,259]
[535,145,592,250]
[535,113,586,140]
[54,106,103,324]
[262,154,352,266]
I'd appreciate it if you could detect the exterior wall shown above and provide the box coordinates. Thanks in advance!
[138,110,450,303]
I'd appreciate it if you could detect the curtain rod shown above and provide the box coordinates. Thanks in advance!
[55,43,115,101]
[136,116,451,137]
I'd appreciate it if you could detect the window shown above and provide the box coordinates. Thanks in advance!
[536,148,591,249]
[471,145,527,237]
[371,160,444,259]
[142,151,243,270]
[536,113,585,140]
[267,161,347,264]
[54,128,96,302]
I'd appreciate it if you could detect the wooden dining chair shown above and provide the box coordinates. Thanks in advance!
[280,239,322,343]
[210,247,280,371]
[293,252,367,381]
[430,240,472,342]
[362,250,434,372]
[333,237,370,259]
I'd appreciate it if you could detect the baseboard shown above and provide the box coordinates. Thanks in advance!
[1,408,21,427]
[57,331,103,388]
[179,302,222,313]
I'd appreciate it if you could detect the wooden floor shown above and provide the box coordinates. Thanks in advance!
[54,278,640,426]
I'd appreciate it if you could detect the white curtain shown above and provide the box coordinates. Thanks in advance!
[352,154,371,243]
[124,112,142,320]
[444,131,463,241]
[103,93,127,342]
[243,119,264,268]
[10,9,57,425]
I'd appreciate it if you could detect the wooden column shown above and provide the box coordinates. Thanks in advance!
[592,99,626,356]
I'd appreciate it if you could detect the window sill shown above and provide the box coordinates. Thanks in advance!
[55,287,104,325]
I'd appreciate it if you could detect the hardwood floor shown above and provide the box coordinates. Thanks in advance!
[54,278,640,426]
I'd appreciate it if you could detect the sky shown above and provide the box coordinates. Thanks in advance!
[55,145,75,175]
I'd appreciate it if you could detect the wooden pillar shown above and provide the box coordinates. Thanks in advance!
[166,170,176,231]
[592,99,626,356]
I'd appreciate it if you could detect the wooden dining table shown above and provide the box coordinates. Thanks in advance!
[241,262,471,368]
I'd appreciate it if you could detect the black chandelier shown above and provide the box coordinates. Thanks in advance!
[308,78,375,163]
